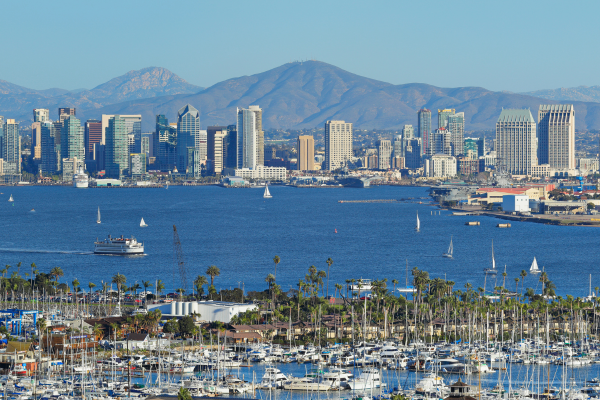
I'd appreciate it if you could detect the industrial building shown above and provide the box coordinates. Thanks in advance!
[502,195,530,213]
[147,300,257,323]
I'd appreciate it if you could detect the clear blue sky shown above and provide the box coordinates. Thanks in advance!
[2,0,598,93]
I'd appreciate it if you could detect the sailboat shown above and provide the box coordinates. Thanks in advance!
[443,236,453,258]
[530,257,541,274]
[484,240,498,275]
[165,181,169,190]
[415,211,420,232]
[8,194,13,202]
[140,218,148,228]
[96,207,101,224]
[263,184,272,199]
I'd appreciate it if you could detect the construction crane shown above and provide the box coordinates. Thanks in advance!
[173,225,187,299]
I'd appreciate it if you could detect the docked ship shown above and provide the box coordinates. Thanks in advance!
[73,167,89,188]
[94,235,144,255]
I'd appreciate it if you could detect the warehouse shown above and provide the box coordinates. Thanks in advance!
[147,300,257,323]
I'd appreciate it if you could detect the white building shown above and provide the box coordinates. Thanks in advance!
[430,154,457,178]
[325,120,353,170]
[377,139,392,169]
[147,300,257,323]
[538,105,575,170]
[237,106,263,169]
[62,157,84,182]
[579,158,599,174]
[235,166,287,180]
[496,109,537,175]
[503,194,530,212]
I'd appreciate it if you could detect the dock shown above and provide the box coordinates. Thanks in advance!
[338,199,400,203]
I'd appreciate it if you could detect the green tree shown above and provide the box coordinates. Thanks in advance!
[273,255,280,281]
[326,258,333,297]
[178,387,192,400]
[50,267,64,284]
[206,266,220,286]
[111,273,126,304]
[193,275,208,298]
[178,315,196,337]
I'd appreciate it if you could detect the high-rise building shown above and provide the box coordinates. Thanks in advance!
[207,126,228,175]
[128,134,136,156]
[438,108,455,129]
[393,134,403,158]
[140,133,152,162]
[225,125,237,169]
[404,138,422,169]
[377,139,392,169]
[155,115,177,171]
[2,119,20,174]
[430,154,457,178]
[448,112,465,156]
[537,104,575,169]
[236,106,263,169]
[418,109,431,156]
[402,125,414,139]
[31,122,42,160]
[33,109,50,123]
[58,108,76,123]
[176,104,200,176]
[297,135,315,171]
[61,157,84,182]
[105,115,128,178]
[84,119,102,161]
[60,116,85,171]
[41,121,58,175]
[101,114,141,145]
[324,120,353,171]
[198,129,207,166]
[129,153,146,177]
[433,128,452,155]
[496,109,537,175]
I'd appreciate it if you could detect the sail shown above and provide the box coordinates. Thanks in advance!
[491,240,496,270]
[416,211,420,231]
[97,207,101,223]
[448,237,453,255]
[140,218,147,227]
[8,195,13,202]
[530,257,539,272]
[264,185,271,198]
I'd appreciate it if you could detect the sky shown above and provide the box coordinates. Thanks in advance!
[1,0,599,93]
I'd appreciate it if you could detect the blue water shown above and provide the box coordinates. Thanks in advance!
[0,186,596,297]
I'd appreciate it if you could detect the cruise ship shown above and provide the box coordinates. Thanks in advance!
[94,235,144,255]
[73,167,89,188]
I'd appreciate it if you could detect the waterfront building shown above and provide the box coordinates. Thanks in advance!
[237,106,264,169]
[448,112,465,156]
[438,108,455,129]
[31,122,42,160]
[154,114,177,171]
[324,120,353,170]
[377,139,392,169]
[418,109,432,156]
[140,133,152,162]
[225,125,237,169]
[176,104,200,176]
[105,115,128,178]
[41,121,58,175]
[33,108,50,123]
[58,107,75,123]
[129,153,146,177]
[207,126,228,175]
[52,120,63,161]
[61,157,84,182]
[84,119,102,162]
[235,165,287,180]
[496,109,537,175]
[297,135,315,171]
[198,129,207,167]
[502,194,530,213]
[60,116,85,172]
[430,154,457,178]
[2,119,20,176]
[537,104,575,169]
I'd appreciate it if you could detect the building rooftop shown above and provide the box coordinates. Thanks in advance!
[497,108,535,123]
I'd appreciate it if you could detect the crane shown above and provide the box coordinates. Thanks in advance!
[173,225,187,300]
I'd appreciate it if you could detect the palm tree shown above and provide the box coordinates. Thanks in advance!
[502,271,508,289]
[131,283,141,299]
[206,266,220,286]
[142,281,153,306]
[326,258,333,297]
[50,267,64,284]
[193,276,208,299]
[156,280,165,299]
[88,282,96,294]
[273,255,280,281]
[520,270,527,298]
[112,273,127,306]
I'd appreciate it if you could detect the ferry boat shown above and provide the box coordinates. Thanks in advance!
[94,235,144,255]
[73,167,89,188]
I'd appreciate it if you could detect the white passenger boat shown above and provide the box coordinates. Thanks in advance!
[94,235,144,255]
[73,167,89,188]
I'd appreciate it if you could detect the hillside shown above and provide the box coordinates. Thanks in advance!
[522,86,600,103]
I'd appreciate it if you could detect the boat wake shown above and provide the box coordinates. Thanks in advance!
[0,248,93,255]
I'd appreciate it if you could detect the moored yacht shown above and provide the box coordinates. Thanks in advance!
[73,167,89,188]
[347,368,385,391]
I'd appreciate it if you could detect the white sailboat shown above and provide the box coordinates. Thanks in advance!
[97,207,101,224]
[8,194,13,202]
[263,185,272,198]
[443,236,453,258]
[415,211,420,232]
[140,218,148,227]
[165,181,169,190]
[484,239,498,275]
[530,257,541,274]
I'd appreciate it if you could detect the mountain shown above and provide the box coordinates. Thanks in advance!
[0,67,202,123]
[3,62,600,131]
[77,61,600,132]
[522,86,600,103]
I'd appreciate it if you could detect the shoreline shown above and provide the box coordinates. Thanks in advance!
[448,206,600,227]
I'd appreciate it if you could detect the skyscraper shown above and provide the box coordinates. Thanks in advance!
[496,109,537,175]
[31,122,42,160]
[324,120,353,171]
[101,114,141,145]
[58,107,76,123]
[404,138,422,169]
[448,112,465,156]
[537,104,575,169]
[225,125,237,169]
[41,121,58,175]
[155,115,177,171]
[402,124,414,139]
[84,119,102,161]
[105,115,128,178]
[236,106,264,169]
[176,104,200,176]
[2,119,20,174]
[377,139,392,170]
[33,109,50,123]
[198,129,207,166]
[418,109,431,156]
[60,116,85,171]
[438,108,455,129]
[207,126,228,175]
[297,135,315,171]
